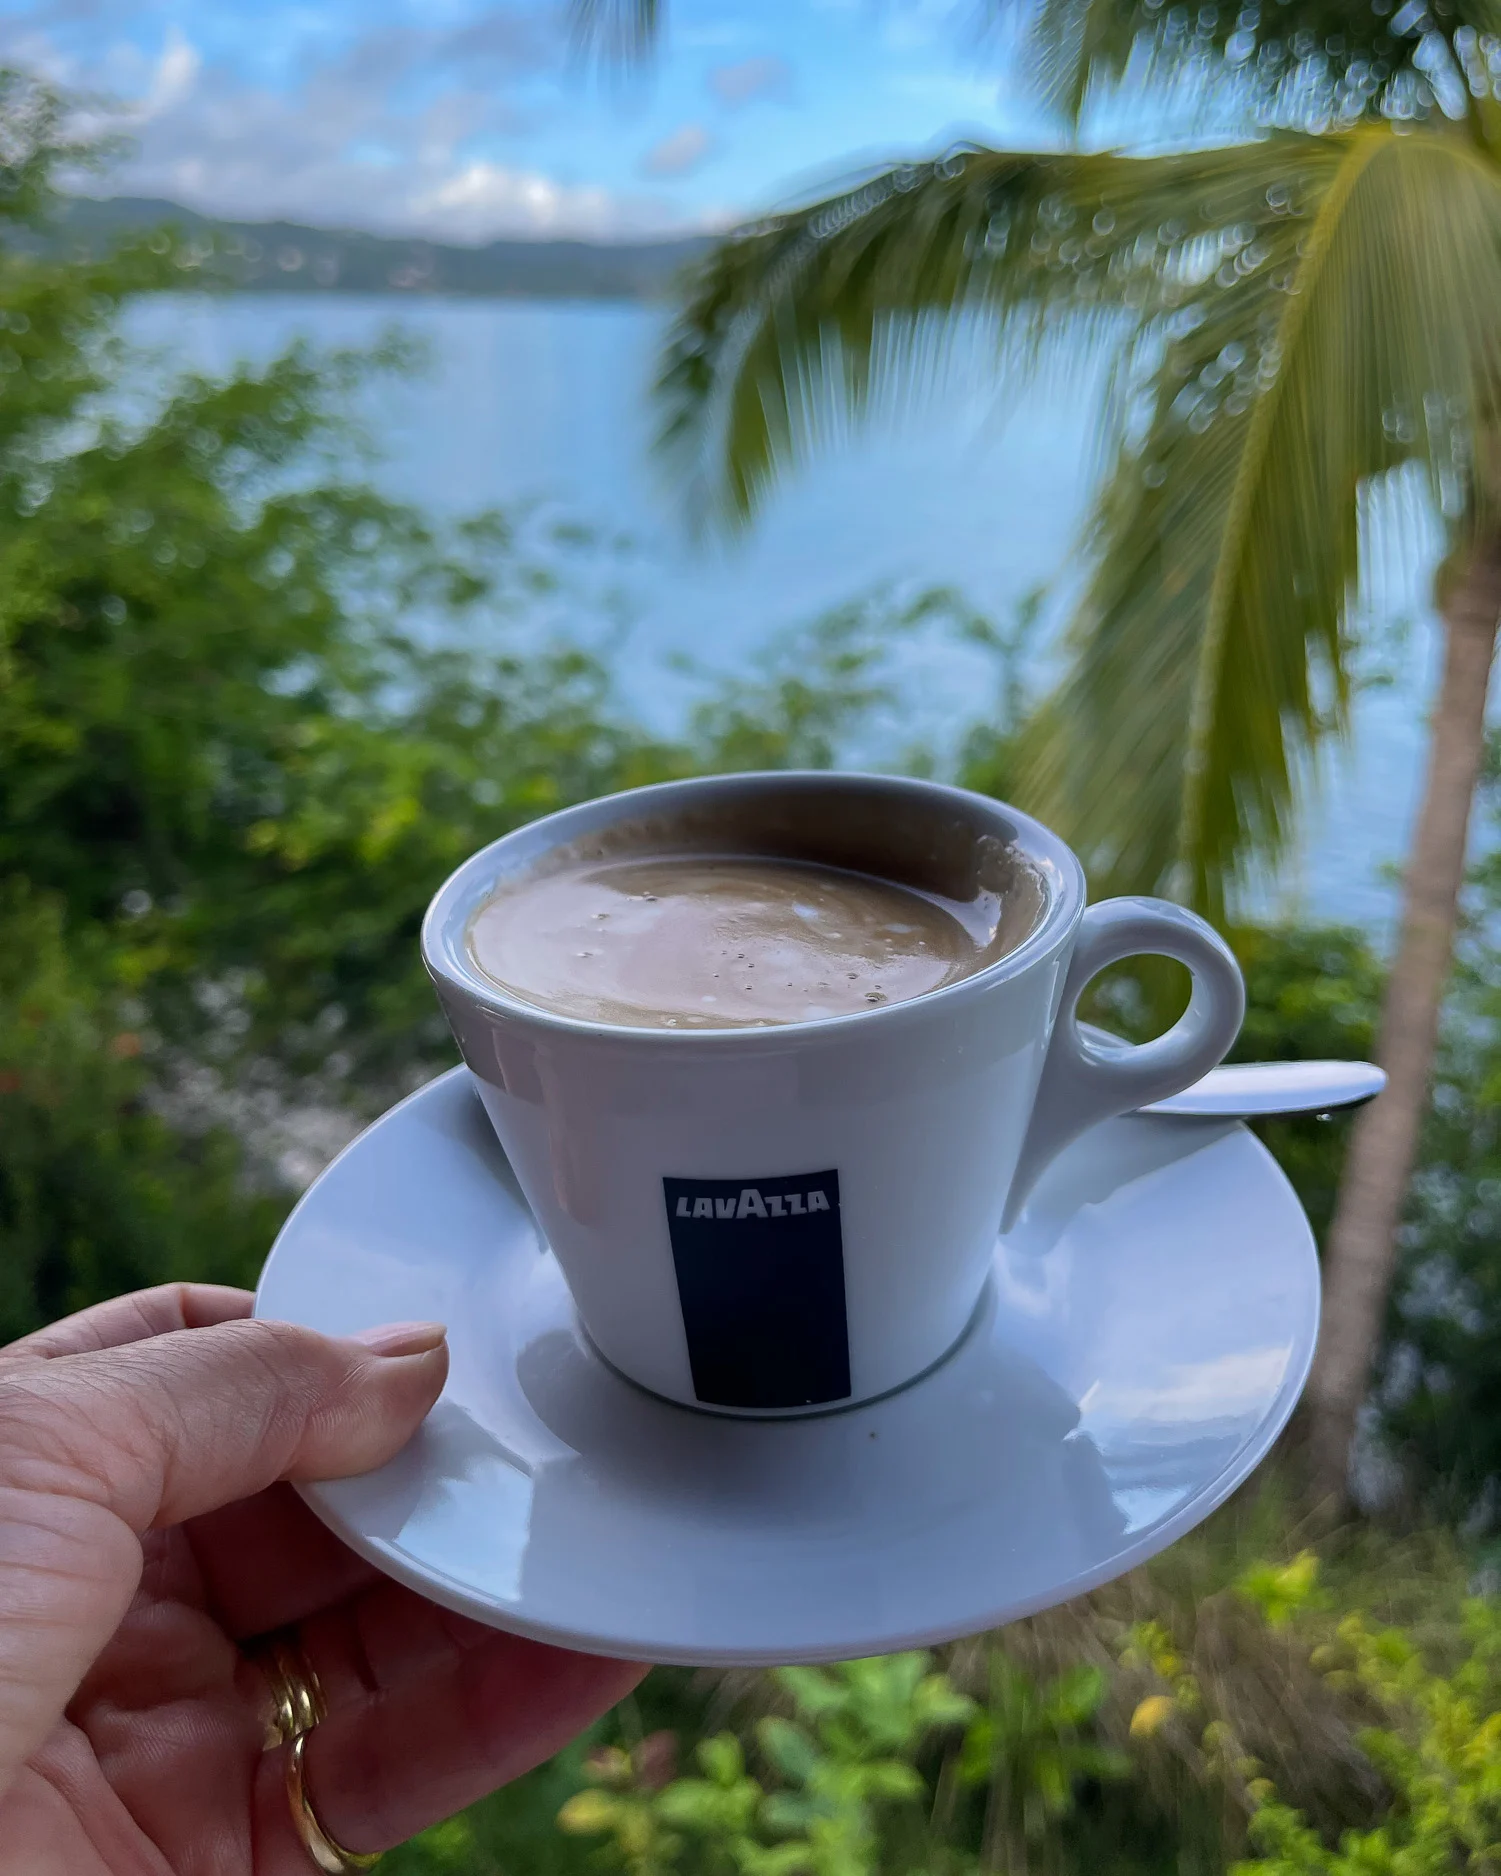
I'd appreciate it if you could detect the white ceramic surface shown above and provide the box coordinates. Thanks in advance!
[1142,1058,1387,1118]
[254,1067,1319,1667]
[1074,1022,1385,1118]
[423,772,1244,1414]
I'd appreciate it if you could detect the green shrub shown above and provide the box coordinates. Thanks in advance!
[1380,766,1501,1517]
[1233,1571,1501,1876]
[552,1650,1127,1876]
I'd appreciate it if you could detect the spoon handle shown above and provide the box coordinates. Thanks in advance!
[1075,1023,1386,1118]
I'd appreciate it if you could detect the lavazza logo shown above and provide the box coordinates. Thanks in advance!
[673,1184,833,1221]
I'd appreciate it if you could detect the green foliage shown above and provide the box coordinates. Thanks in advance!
[1376,763,1501,1516]
[1075,892,1501,1513]
[388,1729,636,1876]
[0,880,282,1341]
[1233,1598,1501,1876]
[658,116,1501,918]
[13,64,1501,1876]
[683,585,988,776]
[958,1654,1125,1866]
[0,77,1068,1351]
[0,70,105,226]
[556,1654,971,1876]
[1024,126,1501,921]
[385,1681,711,1876]
[751,1658,971,1876]
[1235,1552,1328,1632]
[520,1540,1501,1876]
[0,74,964,1342]
[651,0,1501,920]
[1084,916,1384,1253]
[0,88,659,1337]
[0,307,685,1089]
[551,1650,1137,1876]
[1012,0,1495,129]
[563,0,1491,141]
[1233,923,1385,1245]
[954,585,1047,804]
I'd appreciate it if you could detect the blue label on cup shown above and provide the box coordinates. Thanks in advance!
[662,1171,851,1410]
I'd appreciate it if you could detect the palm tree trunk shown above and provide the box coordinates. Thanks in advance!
[1305,533,1501,1509]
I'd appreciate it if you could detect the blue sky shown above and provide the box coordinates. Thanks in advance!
[0,0,1063,239]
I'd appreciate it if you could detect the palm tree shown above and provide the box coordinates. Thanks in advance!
[574,0,1501,1507]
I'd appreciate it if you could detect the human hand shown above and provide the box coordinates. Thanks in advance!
[0,1284,646,1873]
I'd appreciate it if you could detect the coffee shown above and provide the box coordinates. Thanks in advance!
[467,852,1038,1029]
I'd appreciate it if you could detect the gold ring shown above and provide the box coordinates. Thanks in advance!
[286,1731,381,1872]
[251,1630,328,1750]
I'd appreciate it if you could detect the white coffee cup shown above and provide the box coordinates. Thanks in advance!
[422,771,1244,1417]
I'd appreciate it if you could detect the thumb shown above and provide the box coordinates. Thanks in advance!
[0,1315,449,1532]
[0,1316,446,1790]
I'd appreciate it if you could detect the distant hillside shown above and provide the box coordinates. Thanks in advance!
[40,195,714,301]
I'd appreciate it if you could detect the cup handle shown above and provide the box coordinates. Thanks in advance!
[1001,897,1246,1231]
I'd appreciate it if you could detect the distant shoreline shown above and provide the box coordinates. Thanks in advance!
[37,195,714,302]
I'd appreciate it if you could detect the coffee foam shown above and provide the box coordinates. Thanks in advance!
[465,802,1046,1031]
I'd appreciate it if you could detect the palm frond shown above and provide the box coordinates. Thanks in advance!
[656,139,1338,524]
[565,0,662,62]
[659,121,1501,907]
[1021,127,1501,914]
[989,0,1501,128]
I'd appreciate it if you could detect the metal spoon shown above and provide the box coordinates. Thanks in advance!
[1076,1023,1386,1119]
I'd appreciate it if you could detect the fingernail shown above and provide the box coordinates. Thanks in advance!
[348,1320,448,1358]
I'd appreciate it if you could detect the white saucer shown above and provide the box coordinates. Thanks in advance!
[255,1068,1319,1667]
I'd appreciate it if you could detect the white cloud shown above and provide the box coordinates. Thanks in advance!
[410,161,615,238]
[124,94,710,237]
[708,54,790,107]
[0,12,736,240]
[139,25,200,118]
[640,122,713,177]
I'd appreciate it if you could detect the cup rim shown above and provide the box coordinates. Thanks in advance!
[420,771,1086,1045]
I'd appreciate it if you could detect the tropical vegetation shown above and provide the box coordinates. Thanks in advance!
[573,0,1501,1506]
[6,26,1501,1876]
[386,1512,1501,1876]
[0,68,1043,1342]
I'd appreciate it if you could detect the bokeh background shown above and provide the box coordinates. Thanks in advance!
[3,0,1501,1869]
